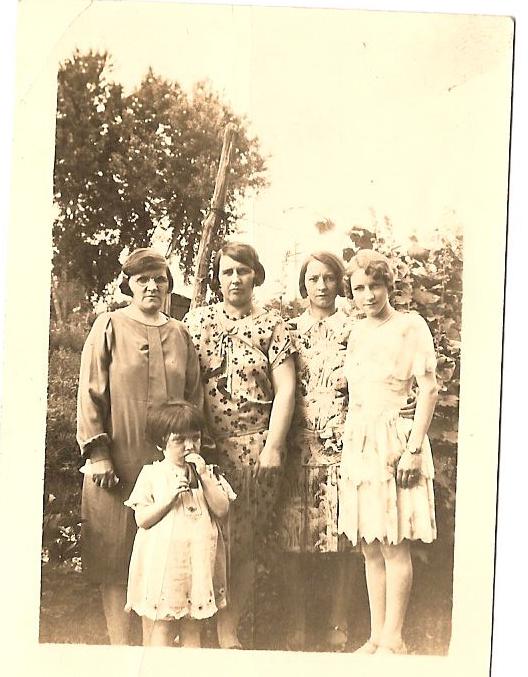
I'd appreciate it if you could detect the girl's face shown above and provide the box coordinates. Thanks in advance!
[163,431,201,466]
[304,259,338,312]
[128,265,169,315]
[218,254,255,308]
[349,269,390,318]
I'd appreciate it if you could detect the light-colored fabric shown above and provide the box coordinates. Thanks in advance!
[77,308,203,583]
[338,311,437,545]
[125,460,230,621]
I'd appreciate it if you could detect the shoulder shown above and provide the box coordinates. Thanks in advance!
[402,310,432,335]
[254,306,287,329]
[184,303,219,326]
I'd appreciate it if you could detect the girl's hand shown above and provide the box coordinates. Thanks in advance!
[254,442,282,479]
[171,480,190,503]
[185,452,206,476]
[89,459,120,489]
[396,451,422,488]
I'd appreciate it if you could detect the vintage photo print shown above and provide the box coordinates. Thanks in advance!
[0,1,520,676]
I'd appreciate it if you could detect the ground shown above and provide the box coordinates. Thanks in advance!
[39,547,452,654]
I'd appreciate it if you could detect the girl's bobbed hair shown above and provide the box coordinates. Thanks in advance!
[344,249,395,296]
[298,251,345,298]
[119,248,174,296]
[146,401,204,447]
[210,241,266,293]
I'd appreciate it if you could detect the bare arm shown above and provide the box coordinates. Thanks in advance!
[257,355,296,476]
[134,483,189,529]
[184,454,230,519]
[397,370,439,488]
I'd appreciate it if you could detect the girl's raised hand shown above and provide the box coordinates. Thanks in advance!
[185,452,206,476]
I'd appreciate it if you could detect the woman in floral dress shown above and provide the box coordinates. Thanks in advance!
[184,242,296,649]
[278,251,354,651]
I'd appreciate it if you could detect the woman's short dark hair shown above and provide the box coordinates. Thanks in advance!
[210,242,266,293]
[344,249,395,295]
[119,248,174,296]
[298,251,345,298]
[146,401,204,447]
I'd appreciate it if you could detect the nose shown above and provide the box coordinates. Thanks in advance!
[231,270,240,284]
[365,286,375,300]
[184,437,195,450]
[146,277,157,291]
[316,276,326,290]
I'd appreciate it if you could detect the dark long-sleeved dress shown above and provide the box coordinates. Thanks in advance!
[77,308,202,583]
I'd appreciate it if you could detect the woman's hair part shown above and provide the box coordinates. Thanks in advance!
[298,251,346,298]
[210,241,266,293]
[119,247,174,296]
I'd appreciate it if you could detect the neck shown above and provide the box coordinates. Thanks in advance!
[223,300,252,319]
[367,301,394,326]
[309,304,337,320]
[125,303,162,323]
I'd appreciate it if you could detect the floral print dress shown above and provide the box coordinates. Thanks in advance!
[278,309,352,553]
[338,311,437,546]
[184,303,295,560]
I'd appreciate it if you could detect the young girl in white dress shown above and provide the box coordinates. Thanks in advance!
[124,401,235,647]
[338,249,439,655]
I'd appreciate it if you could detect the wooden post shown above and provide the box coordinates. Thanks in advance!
[190,123,237,309]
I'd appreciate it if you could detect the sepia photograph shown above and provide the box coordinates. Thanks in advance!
[0,1,523,675]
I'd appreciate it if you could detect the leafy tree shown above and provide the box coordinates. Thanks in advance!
[52,51,267,308]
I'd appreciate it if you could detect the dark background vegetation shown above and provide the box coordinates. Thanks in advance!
[41,51,461,654]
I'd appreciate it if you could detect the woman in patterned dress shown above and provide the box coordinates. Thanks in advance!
[339,249,438,654]
[278,251,354,651]
[184,242,296,649]
[77,248,202,644]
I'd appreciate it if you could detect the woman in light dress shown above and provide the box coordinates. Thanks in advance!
[339,249,438,655]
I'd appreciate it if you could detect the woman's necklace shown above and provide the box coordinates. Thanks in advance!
[365,307,395,330]
[222,305,252,321]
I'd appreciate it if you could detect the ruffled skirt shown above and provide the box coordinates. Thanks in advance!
[338,409,436,546]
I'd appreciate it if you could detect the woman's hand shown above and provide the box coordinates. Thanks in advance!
[396,451,422,488]
[90,459,120,489]
[185,452,206,476]
[254,442,283,479]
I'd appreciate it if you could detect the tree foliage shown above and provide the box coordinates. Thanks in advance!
[53,50,267,301]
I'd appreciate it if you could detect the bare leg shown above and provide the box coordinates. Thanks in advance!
[141,617,178,647]
[326,555,352,650]
[283,555,306,650]
[217,558,255,649]
[180,618,202,648]
[101,584,131,645]
[379,540,412,650]
[361,541,386,648]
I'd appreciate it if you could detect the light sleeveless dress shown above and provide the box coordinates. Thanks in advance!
[338,311,437,546]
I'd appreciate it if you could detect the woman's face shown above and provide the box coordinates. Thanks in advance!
[304,259,339,312]
[128,265,169,315]
[349,269,389,318]
[218,254,256,308]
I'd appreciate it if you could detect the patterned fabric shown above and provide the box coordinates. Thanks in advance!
[77,309,202,583]
[338,311,437,545]
[124,460,232,621]
[184,303,295,559]
[278,309,354,553]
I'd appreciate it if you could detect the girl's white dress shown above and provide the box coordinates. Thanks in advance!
[124,459,235,621]
[338,311,437,546]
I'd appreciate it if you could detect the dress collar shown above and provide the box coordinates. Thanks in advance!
[295,308,346,335]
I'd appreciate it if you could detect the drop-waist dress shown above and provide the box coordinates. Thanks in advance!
[77,309,202,583]
[338,311,437,546]
[184,303,294,560]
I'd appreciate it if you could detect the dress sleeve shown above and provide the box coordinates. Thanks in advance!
[409,313,437,377]
[124,466,155,510]
[182,323,204,409]
[268,314,296,370]
[182,307,203,353]
[207,465,237,501]
[76,313,113,459]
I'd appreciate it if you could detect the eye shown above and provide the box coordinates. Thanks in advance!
[324,275,336,283]
[155,276,168,285]
[137,276,149,284]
